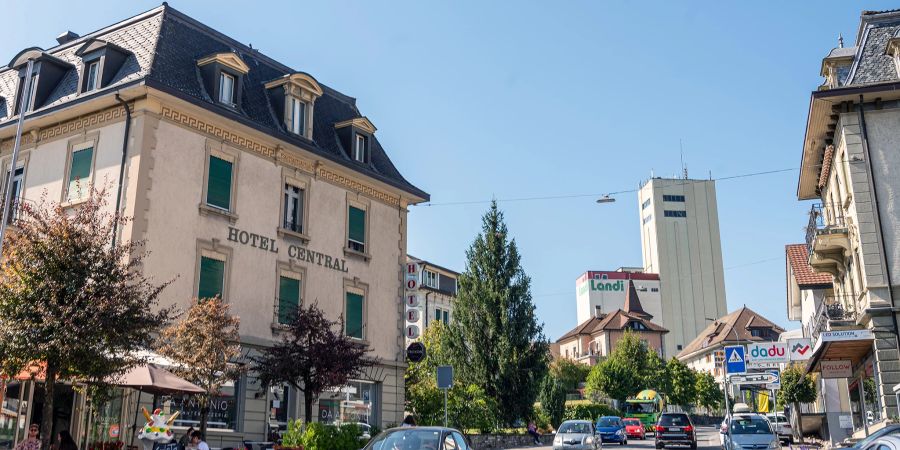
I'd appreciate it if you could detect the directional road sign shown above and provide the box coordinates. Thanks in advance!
[730,373,778,385]
[766,369,781,389]
[725,345,746,374]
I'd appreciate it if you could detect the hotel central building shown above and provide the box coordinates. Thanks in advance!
[0,4,427,448]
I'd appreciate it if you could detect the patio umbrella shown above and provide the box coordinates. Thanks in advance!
[110,364,204,447]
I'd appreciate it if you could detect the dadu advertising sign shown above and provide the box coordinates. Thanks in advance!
[746,342,789,364]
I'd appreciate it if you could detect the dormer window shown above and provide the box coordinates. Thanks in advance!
[335,117,377,164]
[75,39,131,94]
[197,52,249,109]
[9,47,74,114]
[85,61,99,92]
[219,72,235,106]
[354,134,368,162]
[290,97,307,136]
[265,72,322,139]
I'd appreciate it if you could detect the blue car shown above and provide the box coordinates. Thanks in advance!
[596,416,628,445]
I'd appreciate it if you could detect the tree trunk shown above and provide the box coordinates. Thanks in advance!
[199,404,209,440]
[41,363,58,450]
[304,394,313,424]
[793,401,803,444]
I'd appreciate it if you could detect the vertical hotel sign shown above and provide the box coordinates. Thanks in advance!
[405,262,421,339]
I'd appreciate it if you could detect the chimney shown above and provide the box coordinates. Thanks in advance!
[594,305,603,319]
[56,31,80,45]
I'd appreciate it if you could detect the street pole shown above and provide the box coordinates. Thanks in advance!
[0,58,34,254]
[443,388,448,427]
[723,350,731,417]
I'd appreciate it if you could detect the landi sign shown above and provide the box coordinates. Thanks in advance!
[227,226,350,273]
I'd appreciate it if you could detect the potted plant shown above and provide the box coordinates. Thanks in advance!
[275,419,304,450]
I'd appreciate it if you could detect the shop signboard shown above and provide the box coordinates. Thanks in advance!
[406,324,420,340]
[819,330,875,342]
[746,342,789,365]
[821,359,853,378]
[788,338,813,361]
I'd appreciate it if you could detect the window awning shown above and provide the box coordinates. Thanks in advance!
[806,329,875,374]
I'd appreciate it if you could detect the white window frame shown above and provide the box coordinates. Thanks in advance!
[219,72,235,106]
[423,269,439,289]
[290,97,306,136]
[283,184,304,233]
[85,61,100,92]
[354,134,367,162]
[63,134,99,204]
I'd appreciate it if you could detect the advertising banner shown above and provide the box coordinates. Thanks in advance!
[746,342,789,364]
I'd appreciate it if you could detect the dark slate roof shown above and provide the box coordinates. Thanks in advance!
[839,11,900,87]
[0,4,428,201]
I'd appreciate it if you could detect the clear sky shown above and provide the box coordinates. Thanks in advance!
[4,0,896,342]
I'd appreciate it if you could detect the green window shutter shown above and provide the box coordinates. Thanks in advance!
[278,276,301,324]
[348,206,366,244]
[345,292,364,339]
[435,309,441,322]
[443,310,449,324]
[198,256,225,299]
[68,147,93,199]
[206,156,233,210]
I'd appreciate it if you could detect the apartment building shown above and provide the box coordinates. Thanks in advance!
[796,9,900,436]
[0,5,427,448]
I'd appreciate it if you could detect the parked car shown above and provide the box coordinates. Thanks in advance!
[553,420,599,450]
[624,418,646,440]
[722,413,780,450]
[654,412,696,449]
[854,435,900,450]
[847,424,900,448]
[363,427,471,450]
[765,413,792,444]
[596,416,627,445]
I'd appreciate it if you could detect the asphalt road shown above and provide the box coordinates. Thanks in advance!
[506,426,725,450]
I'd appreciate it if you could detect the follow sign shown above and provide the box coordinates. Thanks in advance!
[746,342,789,364]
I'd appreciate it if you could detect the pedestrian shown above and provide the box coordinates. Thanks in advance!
[57,430,78,450]
[190,431,210,450]
[14,424,41,450]
[527,420,541,445]
[178,426,195,449]
[401,415,417,427]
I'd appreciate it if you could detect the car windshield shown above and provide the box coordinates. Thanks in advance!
[559,423,592,434]
[598,418,620,427]
[624,403,655,414]
[624,420,642,426]
[851,425,900,448]
[367,429,443,450]
[659,415,690,426]
[730,417,773,435]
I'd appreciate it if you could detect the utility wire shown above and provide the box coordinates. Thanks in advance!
[414,167,799,207]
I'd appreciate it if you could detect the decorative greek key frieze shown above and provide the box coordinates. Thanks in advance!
[317,167,400,206]
[1,106,126,152]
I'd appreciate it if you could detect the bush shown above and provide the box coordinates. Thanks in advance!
[300,423,362,450]
[563,402,621,421]
[533,405,552,432]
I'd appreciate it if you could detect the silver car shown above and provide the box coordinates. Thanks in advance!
[554,420,600,450]
[723,414,781,450]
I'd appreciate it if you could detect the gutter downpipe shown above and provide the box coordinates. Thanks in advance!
[856,94,900,425]
[112,94,131,247]
[0,59,35,254]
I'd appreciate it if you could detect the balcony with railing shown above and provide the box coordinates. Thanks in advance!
[806,203,851,276]
[808,293,860,344]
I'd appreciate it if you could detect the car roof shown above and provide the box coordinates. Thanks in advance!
[599,416,621,419]
[562,420,593,424]
[868,436,900,446]
[384,426,462,433]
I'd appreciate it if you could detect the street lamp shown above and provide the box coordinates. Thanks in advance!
[596,195,616,204]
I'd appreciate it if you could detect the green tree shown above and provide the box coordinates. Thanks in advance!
[778,363,817,443]
[666,358,698,410]
[445,202,549,425]
[550,359,591,391]
[0,189,172,449]
[644,351,669,395]
[539,375,567,428]
[694,372,724,413]
[406,323,496,432]
[585,331,650,404]
[157,298,244,436]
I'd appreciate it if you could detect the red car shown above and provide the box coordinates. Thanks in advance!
[624,418,646,439]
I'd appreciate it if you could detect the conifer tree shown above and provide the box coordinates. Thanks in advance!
[446,201,549,425]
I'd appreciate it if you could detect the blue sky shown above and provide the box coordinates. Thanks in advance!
[4,1,895,341]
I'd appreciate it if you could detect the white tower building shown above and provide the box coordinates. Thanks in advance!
[638,177,727,357]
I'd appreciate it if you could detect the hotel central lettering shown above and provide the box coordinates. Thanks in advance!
[227,226,349,273]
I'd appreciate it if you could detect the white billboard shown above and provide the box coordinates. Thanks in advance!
[575,271,662,324]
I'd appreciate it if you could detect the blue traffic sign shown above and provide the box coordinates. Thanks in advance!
[767,369,781,388]
[725,345,746,374]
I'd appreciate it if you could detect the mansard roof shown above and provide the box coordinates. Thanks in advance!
[0,4,427,201]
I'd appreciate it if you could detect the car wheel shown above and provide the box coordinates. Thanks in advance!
[690,442,697,450]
